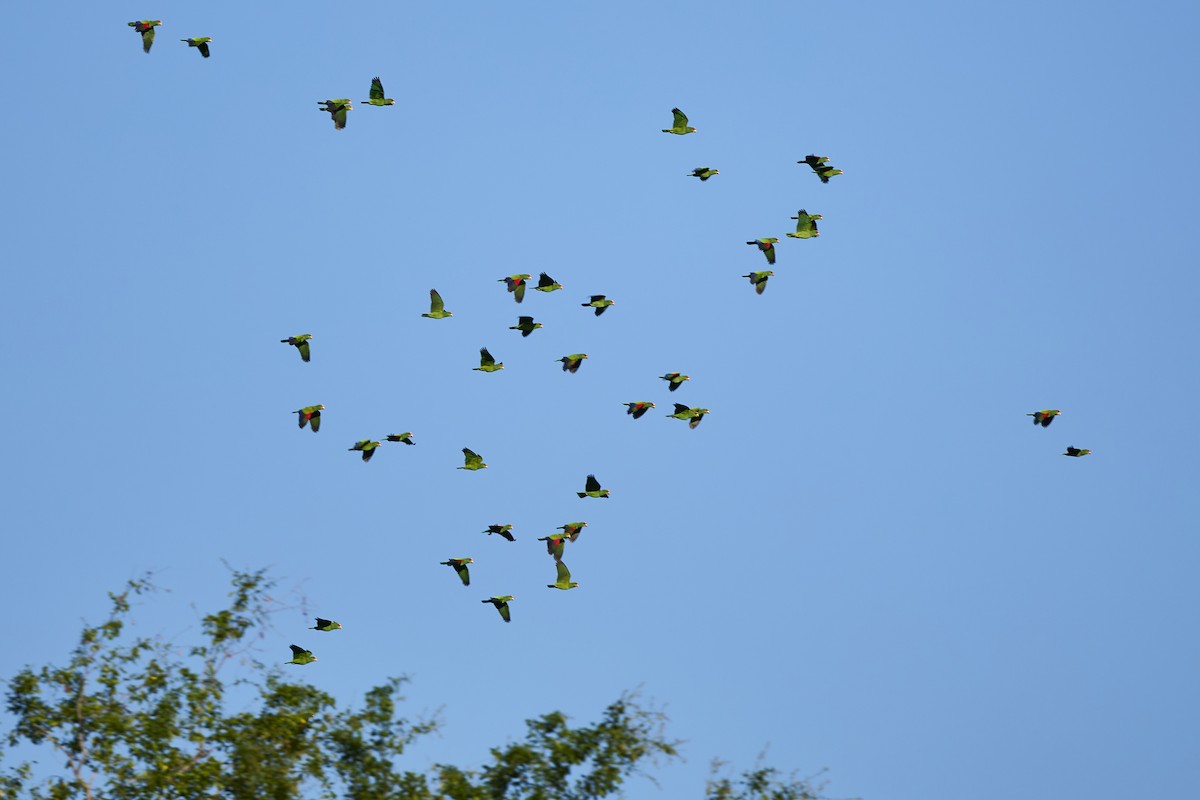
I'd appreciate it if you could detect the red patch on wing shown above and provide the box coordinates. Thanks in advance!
[304,412,313,420]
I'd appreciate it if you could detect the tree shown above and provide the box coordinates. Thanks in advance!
[2,569,845,800]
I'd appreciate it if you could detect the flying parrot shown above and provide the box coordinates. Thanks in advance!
[362,76,395,106]
[499,274,533,303]
[483,595,514,622]
[537,535,567,561]
[459,448,488,470]
[281,334,313,362]
[510,316,543,337]
[286,645,316,665]
[557,521,588,541]
[180,37,212,57]
[662,107,697,135]
[746,238,779,265]
[624,401,656,419]
[558,353,589,373]
[535,272,563,293]
[318,99,352,130]
[742,271,775,295]
[294,405,324,432]
[660,373,690,392]
[787,210,821,239]
[474,347,504,372]
[689,167,719,181]
[349,440,382,462]
[800,154,843,183]
[385,432,415,445]
[578,474,610,499]
[309,618,342,632]
[582,295,615,316]
[1028,410,1062,427]
[485,524,514,541]
[422,288,453,318]
[128,20,162,53]
[1063,446,1092,457]
[440,558,474,586]
[547,560,579,590]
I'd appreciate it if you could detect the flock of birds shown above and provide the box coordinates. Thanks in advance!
[127,20,1091,666]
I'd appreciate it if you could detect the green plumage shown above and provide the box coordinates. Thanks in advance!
[281,334,312,362]
[538,535,567,561]
[483,595,513,622]
[485,524,514,541]
[500,274,532,303]
[421,288,453,318]
[309,618,341,632]
[474,347,504,372]
[800,154,843,183]
[181,37,212,58]
[1063,446,1092,457]
[547,560,579,590]
[349,440,382,462]
[285,644,316,665]
[535,272,563,292]
[659,373,690,392]
[577,474,610,499]
[624,401,655,419]
[362,77,395,106]
[557,522,588,541]
[510,316,543,337]
[294,404,324,433]
[746,238,779,265]
[1028,410,1062,428]
[786,210,821,239]
[662,107,697,135]
[558,353,589,373]
[385,432,415,445]
[318,99,352,130]
[742,271,775,295]
[128,20,161,54]
[440,558,474,586]
[459,448,487,470]
[667,404,710,429]
[689,167,719,181]
[582,295,615,316]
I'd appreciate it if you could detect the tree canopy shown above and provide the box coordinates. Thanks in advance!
[2,569,842,800]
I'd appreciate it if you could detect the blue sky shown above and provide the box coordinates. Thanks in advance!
[3,1,1199,798]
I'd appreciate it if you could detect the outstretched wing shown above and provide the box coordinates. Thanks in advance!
[429,289,445,314]
[514,281,526,303]
[309,411,321,433]
[333,106,348,130]
[497,600,511,622]
[142,26,156,53]
[673,403,690,415]
[297,340,311,362]
[671,108,688,128]
[538,272,556,289]
[555,560,572,584]
[480,347,495,367]
[518,316,534,326]
[369,77,386,101]
[454,562,470,585]
[289,644,306,658]
[463,448,481,465]
[585,474,601,492]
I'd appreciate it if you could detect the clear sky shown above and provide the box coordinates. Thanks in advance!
[3,1,1199,798]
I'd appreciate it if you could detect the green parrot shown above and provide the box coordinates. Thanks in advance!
[459,448,488,470]
[582,295,615,316]
[660,373,690,392]
[688,408,710,429]
[482,595,514,622]
[485,524,514,541]
[362,76,395,106]
[577,474,610,499]
[128,20,162,53]
[286,645,316,665]
[181,37,212,57]
[440,558,474,586]
[537,535,567,561]
[746,238,779,265]
[281,334,313,362]
[786,210,821,239]
[558,353,588,373]
[535,272,563,293]
[1028,410,1062,428]
[662,107,697,135]
[1063,446,1092,457]
[294,405,324,432]
[385,432,415,445]
[800,154,843,183]
[742,271,775,295]
[309,618,342,632]
[499,274,533,303]
[557,521,588,541]
[667,403,697,421]
[689,167,719,181]
[624,401,655,419]
[547,560,579,590]
[474,347,504,372]
[349,440,382,462]
[422,288,453,318]
[318,99,352,130]
[510,315,543,337]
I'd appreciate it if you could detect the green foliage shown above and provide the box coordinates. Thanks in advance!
[2,569,841,800]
